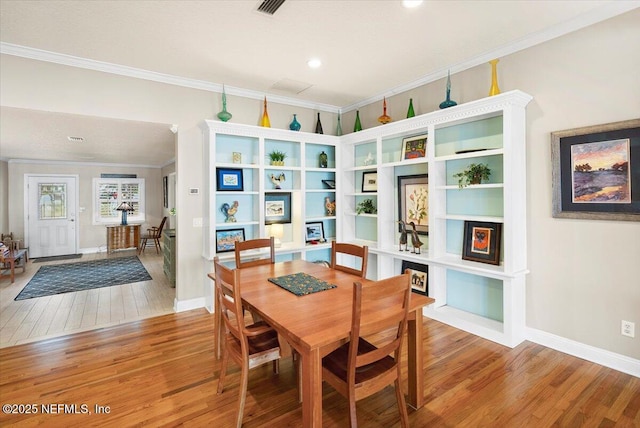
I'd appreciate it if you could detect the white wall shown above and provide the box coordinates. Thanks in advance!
[0,9,638,361]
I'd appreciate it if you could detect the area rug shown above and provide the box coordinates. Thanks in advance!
[32,254,83,263]
[15,256,152,300]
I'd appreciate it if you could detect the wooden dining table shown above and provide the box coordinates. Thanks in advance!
[208,259,434,427]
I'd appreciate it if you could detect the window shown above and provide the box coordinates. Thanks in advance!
[93,178,145,224]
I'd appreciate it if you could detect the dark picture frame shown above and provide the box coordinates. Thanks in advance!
[265,192,292,224]
[401,134,428,160]
[462,221,502,265]
[398,174,428,235]
[216,167,244,191]
[551,119,640,221]
[401,260,428,295]
[305,221,325,242]
[162,176,168,208]
[322,179,336,189]
[362,171,377,192]
[216,228,245,253]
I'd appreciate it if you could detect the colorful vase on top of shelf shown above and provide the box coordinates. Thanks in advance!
[439,70,457,109]
[260,97,271,128]
[336,114,343,136]
[319,151,328,168]
[289,114,301,131]
[406,98,415,118]
[217,85,232,122]
[315,112,324,134]
[488,59,501,96]
[354,110,362,132]
[378,97,392,124]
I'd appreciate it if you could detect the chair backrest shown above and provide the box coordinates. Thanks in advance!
[348,273,411,383]
[155,216,168,237]
[214,257,248,355]
[235,237,275,268]
[330,241,368,278]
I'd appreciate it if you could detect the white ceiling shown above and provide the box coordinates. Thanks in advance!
[0,0,636,166]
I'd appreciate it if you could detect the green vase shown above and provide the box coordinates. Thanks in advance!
[354,111,362,132]
[407,98,415,118]
[336,114,342,136]
[315,112,324,134]
[217,85,232,122]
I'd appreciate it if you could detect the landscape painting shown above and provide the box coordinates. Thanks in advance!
[570,138,631,204]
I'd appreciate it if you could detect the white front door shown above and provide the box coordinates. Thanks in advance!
[26,175,78,258]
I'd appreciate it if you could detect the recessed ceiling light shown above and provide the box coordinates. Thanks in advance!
[307,58,322,69]
[402,0,423,8]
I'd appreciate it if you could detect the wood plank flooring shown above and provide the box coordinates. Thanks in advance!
[0,309,637,427]
[0,250,174,348]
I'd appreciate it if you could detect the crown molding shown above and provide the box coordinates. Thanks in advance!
[8,157,164,169]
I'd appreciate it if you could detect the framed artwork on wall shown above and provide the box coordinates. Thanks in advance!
[551,118,639,221]
[401,260,428,295]
[398,174,428,235]
[163,176,168,208]
[265,192,292,224]
[462,221,502,265]
[216,228,245,253]
[216,168,244,191]
[362,171,377,192]
[401,134,428,160]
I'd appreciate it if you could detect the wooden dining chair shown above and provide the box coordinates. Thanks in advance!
[214,257,281,428]
[139,216,167,254]
[234,236,275,268]
[330,241,369,278]
[322,272,412,428]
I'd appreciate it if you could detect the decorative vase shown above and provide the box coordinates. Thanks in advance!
[315,112,324,134]
[260,97,271,127]
[378,97,391,124]
[319,151,328,168]
[406,98,415,118]
[289,114,301,131]
[354,110,362,132]
[488,59,501,96]
[336,114,342,136]
[217,85,233,122]
[439,70,457,109]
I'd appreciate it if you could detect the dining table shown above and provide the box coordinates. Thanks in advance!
[208,259,434,427]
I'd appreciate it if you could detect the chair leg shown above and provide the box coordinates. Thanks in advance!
[236,363,249,428]
[395,378,409,428]
[348,394,358,428]
[217,346,229,395]
[154,237,161,254]
[139,238,147,254]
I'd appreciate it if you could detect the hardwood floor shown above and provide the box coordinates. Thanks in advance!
[0,249,174,348]
[0,309,637,427]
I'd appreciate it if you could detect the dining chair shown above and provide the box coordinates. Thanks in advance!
[138,216,167,254]
[214,257,281,428]
[234,236,275,268]
[330,241,369,278]
[322,272,412,428]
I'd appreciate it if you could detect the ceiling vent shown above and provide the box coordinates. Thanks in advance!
[67,136,84,143]
[257,0,285,15]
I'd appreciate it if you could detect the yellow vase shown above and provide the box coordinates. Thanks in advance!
[260,97,271,128]
[489,59,501,96]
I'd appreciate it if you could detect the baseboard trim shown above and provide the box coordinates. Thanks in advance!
[174,297,206,313]
[526,327,640,378]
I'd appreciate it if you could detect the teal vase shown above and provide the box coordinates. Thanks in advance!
[407,98,415,118]
[217,85,233,122]
[354,111,362,132]
[289,114,301,131]
[439,71,457,109]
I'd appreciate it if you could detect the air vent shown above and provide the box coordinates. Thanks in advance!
[67,136,84,143]
[257,0,285,15]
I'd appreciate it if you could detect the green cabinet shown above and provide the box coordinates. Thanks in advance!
[163,229,176,287]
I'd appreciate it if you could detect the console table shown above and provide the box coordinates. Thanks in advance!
[107,225,140,254]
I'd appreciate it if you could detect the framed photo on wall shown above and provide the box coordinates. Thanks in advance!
[462,221,502,265]
[163,176,168,208]
[551,118,639,221]
[305,221,325,242]
[216,228,245,253]
[265,192,292,224]
[398,174,428,235]
[401,260,428,295]
[401,134,428,160]
[216,168,244,191]
[362,171,377,192]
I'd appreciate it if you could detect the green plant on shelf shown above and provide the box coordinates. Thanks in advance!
[356,199,377,215]
[453,163,491,188]
[268,150,287,166]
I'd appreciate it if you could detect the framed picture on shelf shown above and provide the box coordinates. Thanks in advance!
[322,179,336,189]
[401,134,428,160]
[401,260,428,296]
[398,174,428,235]
[551,119,639,221]
[305,221,325,242]
[462,221,502,265]
[216,168,244,191]
[265,192,292,224]
[361,171,378,192]
[216,228,245,253]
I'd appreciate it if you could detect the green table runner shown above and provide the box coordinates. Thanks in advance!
[268,272,337,296]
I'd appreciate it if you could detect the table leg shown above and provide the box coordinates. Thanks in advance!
[300,347,322,427]
[406,309,424,409]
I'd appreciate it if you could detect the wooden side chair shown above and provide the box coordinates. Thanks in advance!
[322,273,412,428]
[330,241,369,278]
[139,216,167,254]
[214,257,281,428]
[234,236,275,268]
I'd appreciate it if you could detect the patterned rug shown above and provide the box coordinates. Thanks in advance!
[15,256,152,300]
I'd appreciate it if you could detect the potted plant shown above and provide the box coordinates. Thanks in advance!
[453,163,491,188]
[268,150,287,166]
[356,198,377,215]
